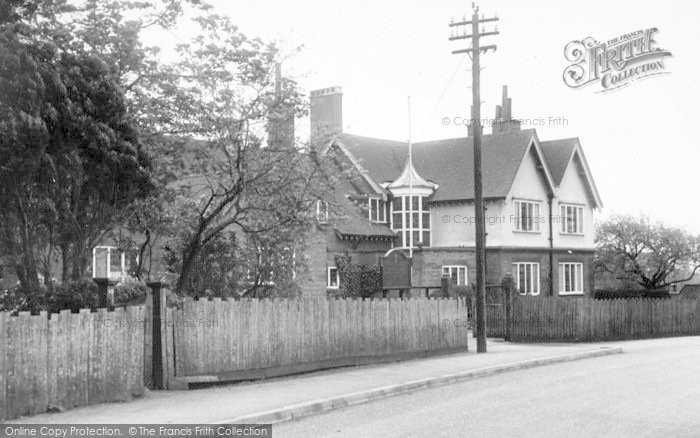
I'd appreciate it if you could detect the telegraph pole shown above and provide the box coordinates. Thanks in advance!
[449,3,498,353]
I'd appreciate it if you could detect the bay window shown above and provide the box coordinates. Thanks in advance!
[390,195,430,248]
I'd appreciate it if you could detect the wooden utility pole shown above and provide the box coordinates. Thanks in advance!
[449,4,498,353]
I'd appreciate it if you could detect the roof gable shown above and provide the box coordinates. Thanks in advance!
[541,137,603,208]
[505,138,557,200]
[540,138,577,185]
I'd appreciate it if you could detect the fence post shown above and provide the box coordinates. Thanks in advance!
[146,281,168,390]
[93,278,118,310]
[441,276,453,298]
[502,274,515,342]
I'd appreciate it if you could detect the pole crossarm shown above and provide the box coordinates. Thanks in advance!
[451,45,497,55]
[449,16,499,27]
[449,31,499,41]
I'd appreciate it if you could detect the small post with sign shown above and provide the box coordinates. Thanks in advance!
[380,250,412,299]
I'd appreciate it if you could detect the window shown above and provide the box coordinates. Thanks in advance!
[316,200,329,222]
[559,262,584,295]
[327,266,339,289]
[513,263,540,295]
[369,198,387,223]
[92,246,129,279]
[390,195,430,248]
[442,265,467,286]
[560,204,584,234]
[513,200,541,232]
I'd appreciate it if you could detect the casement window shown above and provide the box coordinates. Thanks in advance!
[327,266,339,289]
[390,195,430,248]
[92,246,130,279]
[369,198,387,223]
[560,204,584,234]
[442,265,467,286]
[316,200,329,222]
[559,262,584,295]
[513,200,541,232]
[513,262,540,295]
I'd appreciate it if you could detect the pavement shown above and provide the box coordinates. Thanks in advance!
[10,338,622,425]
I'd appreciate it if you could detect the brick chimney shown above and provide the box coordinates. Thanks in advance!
[310,86,343,145]
[492,85,521,135]
[267,63,295,149]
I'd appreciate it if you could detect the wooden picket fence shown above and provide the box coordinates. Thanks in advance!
[484,297,700,341]
[0,306,146,422]
[167,297,470,382]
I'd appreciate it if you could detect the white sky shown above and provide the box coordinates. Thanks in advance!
[148,0,700,233]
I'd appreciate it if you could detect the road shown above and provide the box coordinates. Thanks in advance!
[275,337,700,437]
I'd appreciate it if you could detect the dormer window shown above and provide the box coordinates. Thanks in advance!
[316,200,329,222]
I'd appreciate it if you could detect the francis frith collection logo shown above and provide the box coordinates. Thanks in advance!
[563,28,672,92]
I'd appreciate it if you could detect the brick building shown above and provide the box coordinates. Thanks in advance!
[305,85,602,298]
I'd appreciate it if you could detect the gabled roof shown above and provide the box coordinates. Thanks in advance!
[540,137,603,208]
[337,129,555,202]
[540,138,577,185]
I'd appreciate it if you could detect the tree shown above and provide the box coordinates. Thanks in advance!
[595,215,700,290]
[120,12,337,296]
[0,0,160,290]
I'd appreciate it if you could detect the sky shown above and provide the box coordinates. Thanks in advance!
[148,0,700,233]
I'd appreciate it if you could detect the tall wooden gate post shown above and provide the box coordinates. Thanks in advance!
[146,281,168,389]
[502,274,515,341]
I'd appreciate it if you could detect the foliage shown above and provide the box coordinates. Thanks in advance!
[595,215,700,290]
[0,0,161,291]
[593,289,671,300]
[0,279,98,313]
[122,11,336,296]
[1,0,338,300]
[334,255,382,299]
[0,276,153,314]
[113,277,149,305]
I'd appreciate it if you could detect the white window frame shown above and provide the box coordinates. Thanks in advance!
[369,198,387,223]
[513,262,540,295]
[513,200,541,232]
[560,204,584,234]
[442,265,467,286]
[92,246,126,279]
[559,262,584,295]
[316,200,329,223]
[390,195,431,248]
[327,266,339,289]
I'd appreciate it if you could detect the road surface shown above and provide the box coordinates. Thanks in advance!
[276,337,700,437]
